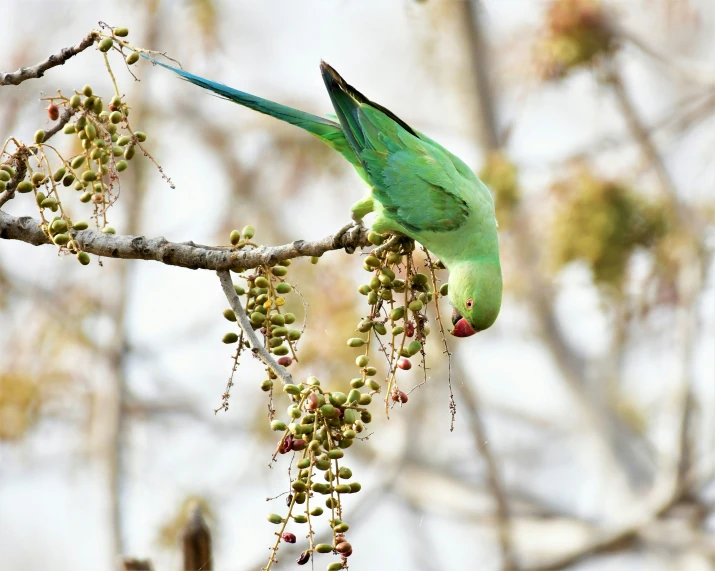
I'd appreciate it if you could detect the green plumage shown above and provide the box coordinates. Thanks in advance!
[146,56,502,333]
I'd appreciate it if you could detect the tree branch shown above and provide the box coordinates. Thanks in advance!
[0,210,369,271]
[0,31,97,86]
[0,107,75,209]
[217,269,293,385]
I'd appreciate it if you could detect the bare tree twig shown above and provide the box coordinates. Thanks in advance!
[0,31,97,86]
[0,108,75,209]
[0,210,369,271]
[217,269,293,385]
[456,366,517,570]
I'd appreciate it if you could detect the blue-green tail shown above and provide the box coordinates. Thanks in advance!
[141,54,360,168]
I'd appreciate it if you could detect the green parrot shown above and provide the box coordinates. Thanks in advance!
[145,57,502,335]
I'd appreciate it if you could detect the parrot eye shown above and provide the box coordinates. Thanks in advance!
[465,298,474,310]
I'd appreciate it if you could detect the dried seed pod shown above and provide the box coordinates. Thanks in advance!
[392,389,409,403]
[335,540,351,553]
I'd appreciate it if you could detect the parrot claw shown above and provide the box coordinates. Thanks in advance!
[333,221,364,254]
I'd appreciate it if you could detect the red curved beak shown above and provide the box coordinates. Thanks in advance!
[451,317,476,337]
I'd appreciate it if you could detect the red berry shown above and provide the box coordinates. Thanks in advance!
[291,438,306,451]
[296,551,310,565]
[282,532,296,543]
[280,434,293,454]
[336,541,352,554]
[392,389,408,404]
[397,357,411,370]
[47,103,59,121]
[406,323,415,337]
[277,356,292,367]
[307,393,319,410]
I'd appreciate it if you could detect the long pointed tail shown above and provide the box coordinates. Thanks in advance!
[142,54,342,140]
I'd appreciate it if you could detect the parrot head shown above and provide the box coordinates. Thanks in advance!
[446,260,502,337]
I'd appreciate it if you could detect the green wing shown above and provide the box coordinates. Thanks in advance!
[320,62,476,233]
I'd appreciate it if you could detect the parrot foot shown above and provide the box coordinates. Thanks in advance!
[332,221,365,254]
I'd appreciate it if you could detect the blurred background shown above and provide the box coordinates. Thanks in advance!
[0,0,714,570]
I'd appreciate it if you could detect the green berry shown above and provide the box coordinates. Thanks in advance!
[310,256,320,264]
[222,309,236,322]
[342,409,357,425]
[267,514,283,524]
[271,266,288,277]
[356,355,369,368]
[409,299,424,312]
[315,544,332,554]
[117,136,131,146]
[320,404,336,418]
[116,160,128,173]
[124,146,135,160]
[242,225,255,239]
[33,130,45,144]
[70,94,81,108]
[126,52,139,65]
[276,282,291,294]
[0,170,9,182]
[364,255,380,268]
[310,507,324,516]
[77,251,91,265]
[53,233,70,246]
[327,449,344,459]
[31,172,45,185]
[85,122,97,140]
[284,313,296,324]
[270,420,286,431]
[283,383,301,396]
[347,338,365,348]
[79,192,92,203]
[260,379,273,392]
[367,231,384,245]
[134,131,147,142]
[222,332,238,344]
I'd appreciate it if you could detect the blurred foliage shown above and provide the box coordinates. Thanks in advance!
[157,495,215,548]
[550,166,668,288]
[0,373,42,440]
[479,152,520,228]
[535,0,616,80]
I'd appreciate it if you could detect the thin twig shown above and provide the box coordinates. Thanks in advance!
[217,270,293,385]
[0,108,75,209]
[0,31,98,86]
[0,210,370,271]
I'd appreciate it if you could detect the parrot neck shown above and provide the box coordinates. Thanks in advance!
[448,258,502,332]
